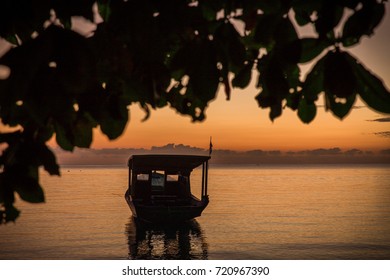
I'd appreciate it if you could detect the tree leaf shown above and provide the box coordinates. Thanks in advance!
[344,0,360,9]
[54,123,74,151]
[53,0,95,24]
[292,0,324,26]
[0,131,21,144]
[283,63,301,90]
[1,204,21,224]
[346,53,390,113]
[315,4,344,38]
[35,124,55,143]
[215,22,246,73]
[294,11,310,27]
[232,62,253,89]
[324,50,356,99]
[298,98,317,123]
[15,179,45,203]
[269,102,282,121]
[99,91,129,139]
[196,46,219,96]
[256,53,292,121]
[0,1,51,44]
[73,112,97,148]
[275,17,298,45]
[257,55,289,97]
[9,165,45,203]
[255,87,284,121]
[286,91,301,111]
[100,112,128,140]
[302,55,326,101]
[37,144,60,176]
[184,41,220,103]
[342,2,385,47]
[167,85,207,122]
[297,38,331,63]
[5,35,19,46]
[0,27,54,101]
[200,2,217,21]
[253,14,281,49]
[50,26,97,95]
[326,93,356,119]
[97,0,112,22]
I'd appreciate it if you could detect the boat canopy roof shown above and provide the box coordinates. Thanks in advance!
[128,155,210,173]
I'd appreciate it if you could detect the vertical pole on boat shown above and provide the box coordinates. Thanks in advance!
[205,160,208,196]
[128,160,132,195]
[201,162,205,198]
[128,162,131,188]
[209,137,213,156]
[204,136,212,198]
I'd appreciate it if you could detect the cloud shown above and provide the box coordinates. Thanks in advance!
[151,143,205,154]
[93,148,147,156]
[245,150,266,156]
[374,131,390,138]
[54,144,210,165]
[367,117,390,122]
[52,144,390,166]
[380,149,390,155]
[268,150,281,156]
[213,149,237,155]
[245,150,282,156]
[344,149,364,156]
[303,148,342,155]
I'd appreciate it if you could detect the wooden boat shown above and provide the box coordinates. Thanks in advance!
[125,154,210,223]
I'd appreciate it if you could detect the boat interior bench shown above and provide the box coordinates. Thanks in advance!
[133,181,191,203]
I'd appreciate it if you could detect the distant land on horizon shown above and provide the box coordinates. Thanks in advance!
[54,143,390,166]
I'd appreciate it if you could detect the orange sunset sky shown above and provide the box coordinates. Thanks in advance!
[1,8,390,155]
[85,12,390,153]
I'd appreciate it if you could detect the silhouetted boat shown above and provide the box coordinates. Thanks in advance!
[125,155,210,223]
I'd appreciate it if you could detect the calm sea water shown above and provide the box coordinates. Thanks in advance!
[1,164,389,260]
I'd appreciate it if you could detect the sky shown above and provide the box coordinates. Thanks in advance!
[1,6,390,163]
[84,9,390,154]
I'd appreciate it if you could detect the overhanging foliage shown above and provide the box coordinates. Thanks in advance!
[1,0,389,223]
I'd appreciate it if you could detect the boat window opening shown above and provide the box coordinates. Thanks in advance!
[167,174,179,181]
[151,170,165,191]
[190,166,203,199]
[137,173,149,181]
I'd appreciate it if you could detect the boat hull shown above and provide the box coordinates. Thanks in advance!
[125,192,208,223]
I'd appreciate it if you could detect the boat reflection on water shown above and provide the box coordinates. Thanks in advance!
[126,217,208,259]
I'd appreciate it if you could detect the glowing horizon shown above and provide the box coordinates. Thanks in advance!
[85,94,389,152]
